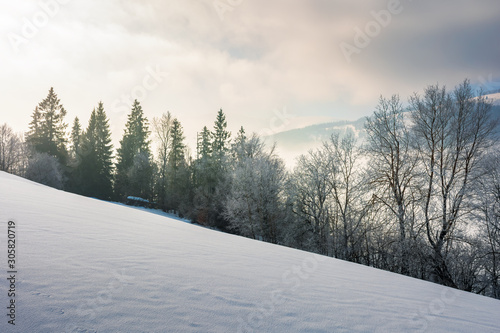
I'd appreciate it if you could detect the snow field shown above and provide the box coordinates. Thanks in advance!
[0,171,499,332]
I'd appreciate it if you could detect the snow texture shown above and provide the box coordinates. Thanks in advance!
[0,171,499,332]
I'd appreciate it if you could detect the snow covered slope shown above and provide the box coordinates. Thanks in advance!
[0,171,499,333]
[485,92,500,105]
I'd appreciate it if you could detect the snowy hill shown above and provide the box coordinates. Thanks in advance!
[485,92,500,105]
[0,171,499,332]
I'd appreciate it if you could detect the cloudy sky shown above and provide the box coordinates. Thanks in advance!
[2,0,500,149]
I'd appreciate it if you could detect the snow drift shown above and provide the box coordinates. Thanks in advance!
[0,171,499,332]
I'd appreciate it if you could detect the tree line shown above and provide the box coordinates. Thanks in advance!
[1,79,499,299]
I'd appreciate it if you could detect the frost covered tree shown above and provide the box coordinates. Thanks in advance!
[325,132,370,262]
[287,131,370,258]
[224,135,286,243]
[25,152,64,189]
[410,80,497,287]
[289,147,334,255]
[365,95,419,275]
[115,100,153,200]
[128,152,155,200]
[474,150,500,298]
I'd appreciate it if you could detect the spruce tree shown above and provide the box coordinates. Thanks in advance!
[196,126,212,160]
[66,117,83,193]
[79,110,99,196]
[232,126,247,161]
[194,125,213,190]
[165,118,189,213]
[77,102,114,199]
[115,100,152,200]
[169,119,186,171]
[26,87,68,164]
[94,102,114,200]
[193,109,232,228]
[70,117,82,156]
[211,109,231,228]
[212,108,231,164]
[235,126,246,143]
[27,106,43,149]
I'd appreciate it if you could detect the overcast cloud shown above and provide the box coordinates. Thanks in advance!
[2,0,499,148]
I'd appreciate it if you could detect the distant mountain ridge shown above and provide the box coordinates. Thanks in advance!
[268,93,500,165]
[266,117,367,152]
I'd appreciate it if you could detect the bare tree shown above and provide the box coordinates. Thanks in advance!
[152,112,173,208]
[290,147,334,255]
[474,150,500,298]
[289,131,370,259]
[0,123,24,174]
[326,132,369,262]
[364,95,419,275]
[410,79,497,287]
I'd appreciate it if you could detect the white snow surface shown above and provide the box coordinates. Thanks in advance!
[0,171,499,333]
[485,92,500,105]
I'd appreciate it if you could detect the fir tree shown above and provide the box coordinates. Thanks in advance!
[196,126,212,160]
[192,109,232,228]
[94,102,114,199]
[79,110,99,196]
[26,87,68,164]
[71,117,82,156]
[232,126,247,161]
[212,108,231,164]
[193,126,214,224]
[27,106,43,149]
[165,118,189,214]
[211,109,232,228]
[66,117,83,192]
[235,126,246,143]
[115,100,152,200]
[169,119,186,171]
